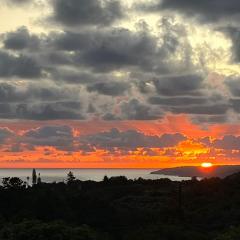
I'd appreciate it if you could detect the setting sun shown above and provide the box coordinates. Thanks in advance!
[201,162,213,168]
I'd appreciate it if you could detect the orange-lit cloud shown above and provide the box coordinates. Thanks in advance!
[0,115,240,168]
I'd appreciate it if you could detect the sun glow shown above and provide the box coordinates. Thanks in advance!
[201,162,213,168]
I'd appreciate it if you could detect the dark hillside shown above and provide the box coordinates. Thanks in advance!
[151,165,240,178]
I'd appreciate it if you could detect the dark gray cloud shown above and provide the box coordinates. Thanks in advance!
[120,99,160,120]
[51,70,108,84]
[14,126,187,152]
[220,27,240,62]
[50,31,93,51]
[139,0,240,23]
[48,24,183,73]
[149,96,207,106]
[25,125,72,138]
[0,128,13,144]
[225,77,240,113]
[200,135,240,151]
[153,74,203,96]
[0,82,80,103]
[0,51,42,78]
[2,27,40,50]
[0,22,189,79]
[169,104,228,115]
[148,88,229,118]
[230,99,240,113]
[212,135,240,150]
[102,113,120,121]
[225,77,240,96]
[52,0,123,26]
[0,101,84,120]
[73,28,159,72]
[7,0,30,5]
[46,52,74,65]
[0,16,232,123]
[24,125,74,150]
[87,81,129,96]
[80,128,186,149]
[38,29,142,71]
[15,102,84,120]
[192,115,227,124]
[7,26,175,76]
[0,83,26,102]
[42,14,190,76]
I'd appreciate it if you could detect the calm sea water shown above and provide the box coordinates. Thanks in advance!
[0,169,190,182]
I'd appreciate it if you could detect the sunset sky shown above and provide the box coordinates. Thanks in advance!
[1,0,240,168]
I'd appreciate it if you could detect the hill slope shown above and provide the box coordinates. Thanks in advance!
[151,165,240,178]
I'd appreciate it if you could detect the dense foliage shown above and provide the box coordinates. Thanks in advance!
[0,173,240,239]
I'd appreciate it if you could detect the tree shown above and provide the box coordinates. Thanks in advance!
[32,169,37,185]
[67,171,76,184]
[37,173,42,184]
[215,226,240,240]
[0,220,101,240]
[103,175,109,182]
[2,177,10,189]
[2,177,24,189]
[26,176,30,187]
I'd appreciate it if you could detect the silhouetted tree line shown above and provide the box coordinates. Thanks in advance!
[0,171,240,239]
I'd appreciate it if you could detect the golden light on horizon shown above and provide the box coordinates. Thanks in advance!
[201,162,213,168]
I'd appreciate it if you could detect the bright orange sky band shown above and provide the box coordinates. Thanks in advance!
[0,115,240,168]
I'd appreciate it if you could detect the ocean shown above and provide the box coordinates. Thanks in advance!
[0,169,190,183]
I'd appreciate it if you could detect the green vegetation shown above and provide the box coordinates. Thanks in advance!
[0,172,240,239]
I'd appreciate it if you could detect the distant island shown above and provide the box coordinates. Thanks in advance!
[151,165,240,178]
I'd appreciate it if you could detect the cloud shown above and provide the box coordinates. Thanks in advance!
[25,125,72,138]
[170,104,228,115]
[149,96,207,106]
[51,0,123,26]
[80,128,186,150]
[7,0,30,5]
[0,83,26,102]
[73,28,159,72]
[10,126,186,153]
[138,0,240,23]
[0,82,81,102]
[87,81,129,96]
[153,74,204,96]
[51,70,110,85]
[0,9,233,124]
[24,125,74,150]
[213,135,240,150]
[48,22,186,73]
[48,16,190,73]
[230,99,240,113]
[2,27,40,50]
[0,51,42,78]
[6,23,190,79]
[50,31,93,51]
[225,77,240,96]
[14,102,84,120]
[0,128,14,144]
[200,135,240,151]
[120,99,160,120]
[191,115,227,124]
[148,77,230,119]
[0,81,86,120]
[0,102,84,120]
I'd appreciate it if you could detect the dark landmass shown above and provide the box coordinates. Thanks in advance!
[151,165,240,178]
[1,173,240,239]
